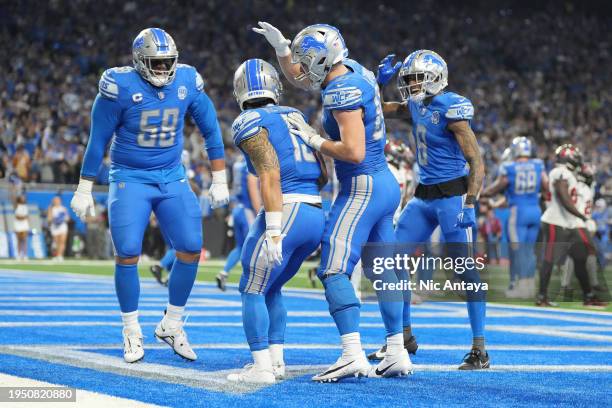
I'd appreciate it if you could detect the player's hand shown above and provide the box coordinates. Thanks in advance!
[377,54,401,86]
[455,206,476,229]
[71,178,96,222]
[261,232,285,267]
[286,112,326,151]
[209,170,230,209]
[252,21,291,57]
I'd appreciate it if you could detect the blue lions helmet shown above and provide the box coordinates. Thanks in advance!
[233,59,283,111]
[132,28,178,87]
[398,50,448,102]
[290,24,348,90]
[511,136,532,158]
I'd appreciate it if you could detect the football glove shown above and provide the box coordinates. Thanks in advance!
[377,54,401,86]
[70,178,96,222]
[286,112,326,151]
[209,170,230,209]
[252,22,291,57]
[455,206,476,229]
[261,211,284,267]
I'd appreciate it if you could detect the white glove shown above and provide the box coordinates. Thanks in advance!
[252,21,291,57]
[209,170,230,209]
[260,211,284,267]
[586,219,597,234]
[286,112,326,151]
[70,179,96,222]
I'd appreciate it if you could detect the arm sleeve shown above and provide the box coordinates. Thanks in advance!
[80,94,121,178]
[188,91,225,160]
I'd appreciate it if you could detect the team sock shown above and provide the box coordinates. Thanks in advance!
[121,310,141,335]
[269,344,284,366]
[472,336,486,353]
[386,333,404,355]
[403,326,412,339]
[340,332,363,359]
[162,303,184,329]
[160,249,176,272]
[223,247,242,275]
[266,290,286,346]
[242,293,269,351]
[115,263,139,313]
[168,259,199,307]
[252,349,273,370]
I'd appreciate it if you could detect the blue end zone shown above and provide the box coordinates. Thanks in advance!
[0,269,611,407]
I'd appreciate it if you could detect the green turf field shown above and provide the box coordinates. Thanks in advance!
[0,259,609,312]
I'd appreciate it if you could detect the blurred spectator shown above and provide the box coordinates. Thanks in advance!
[479,203,503,264]
[13,195,30,260]
[47,196,69,260]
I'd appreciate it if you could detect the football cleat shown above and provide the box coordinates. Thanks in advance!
[122,328,144,363]
[535,294,557,307]
[227,364,276,384]
[272,363,286,380]
[216,272,227,292]
[149,265,168,287]
[154,317,197,361]
[369,349,412,378]
[367,335,418,361]
[458,349,490,370]
[312,353,371,382]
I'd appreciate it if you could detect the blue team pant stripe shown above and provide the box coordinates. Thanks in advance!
[324,177,357,273]
[339,175,372,272]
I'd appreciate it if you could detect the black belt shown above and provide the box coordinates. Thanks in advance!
[305,202,322,209]
[414,176,468,200]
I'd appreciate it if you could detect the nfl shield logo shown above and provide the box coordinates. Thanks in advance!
[178,86,187,100]
[158,91,165,100]
[431,111,440,124]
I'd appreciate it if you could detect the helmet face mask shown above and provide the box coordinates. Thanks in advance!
[233,59,283,111]
[398,50,448,102]
[290,24,348,90]
[133,28,178,87]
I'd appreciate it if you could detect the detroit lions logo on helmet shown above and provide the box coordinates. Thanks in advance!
[423,54,444,68]
[300,35,327,53]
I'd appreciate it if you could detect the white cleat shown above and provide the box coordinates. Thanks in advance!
[369,349,413,378]
[227,364,276,384]
[154,319,197,361]
[272,363,286,380]
[122,328,144,363]
[312,353,371,382]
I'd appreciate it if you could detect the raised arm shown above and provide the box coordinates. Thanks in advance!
[376,54,410,120]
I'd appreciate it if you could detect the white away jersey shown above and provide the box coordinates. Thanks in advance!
[541,165,579,228]
[574,181,594,228]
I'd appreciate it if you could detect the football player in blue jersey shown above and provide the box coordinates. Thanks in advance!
[482,137,548,298]
[376,50,488,369]
[216,158,260,291]
[226,59,327,384]
[254,22,411,381]
[70,28,229,363]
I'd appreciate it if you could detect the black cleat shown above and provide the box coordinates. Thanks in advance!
[367,335,418,361]
[458,349,490,370]
[535,294,557,307]
[150,265,168,287]
[216,273,227,292]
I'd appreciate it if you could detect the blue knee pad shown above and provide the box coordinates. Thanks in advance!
[322,273,360,335]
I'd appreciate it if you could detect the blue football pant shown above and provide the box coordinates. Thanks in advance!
[223,205,255,275]
[240,202,324,351]
[318,170,403,338]
[507,204,541,279]
[395,195,485,339]
[109,180,202,313]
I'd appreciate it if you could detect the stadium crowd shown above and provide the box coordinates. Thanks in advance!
[0,0,609,193]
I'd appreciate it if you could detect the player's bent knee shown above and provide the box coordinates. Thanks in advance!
[175,250,200,264]
[322,273,360,315]
[116,255,139,265]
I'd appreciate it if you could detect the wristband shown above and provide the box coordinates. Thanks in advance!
[211,170,227,184]
[76,178,93,194]
[265,211,282,236]
[310,135,325,151]
[464,195,476,206]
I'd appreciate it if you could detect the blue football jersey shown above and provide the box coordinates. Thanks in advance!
[408,91,474,185]
[232,159,254,210]
[81,64,224,183]
[500,158,544,206]
[232,105,321,196]
[320,59,387,180]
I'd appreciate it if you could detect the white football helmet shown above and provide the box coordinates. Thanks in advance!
[511,136,532,158]
[132,28,178,87]
[398,50,448,102]
[233,59,282,111]
[290,24,348,90]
